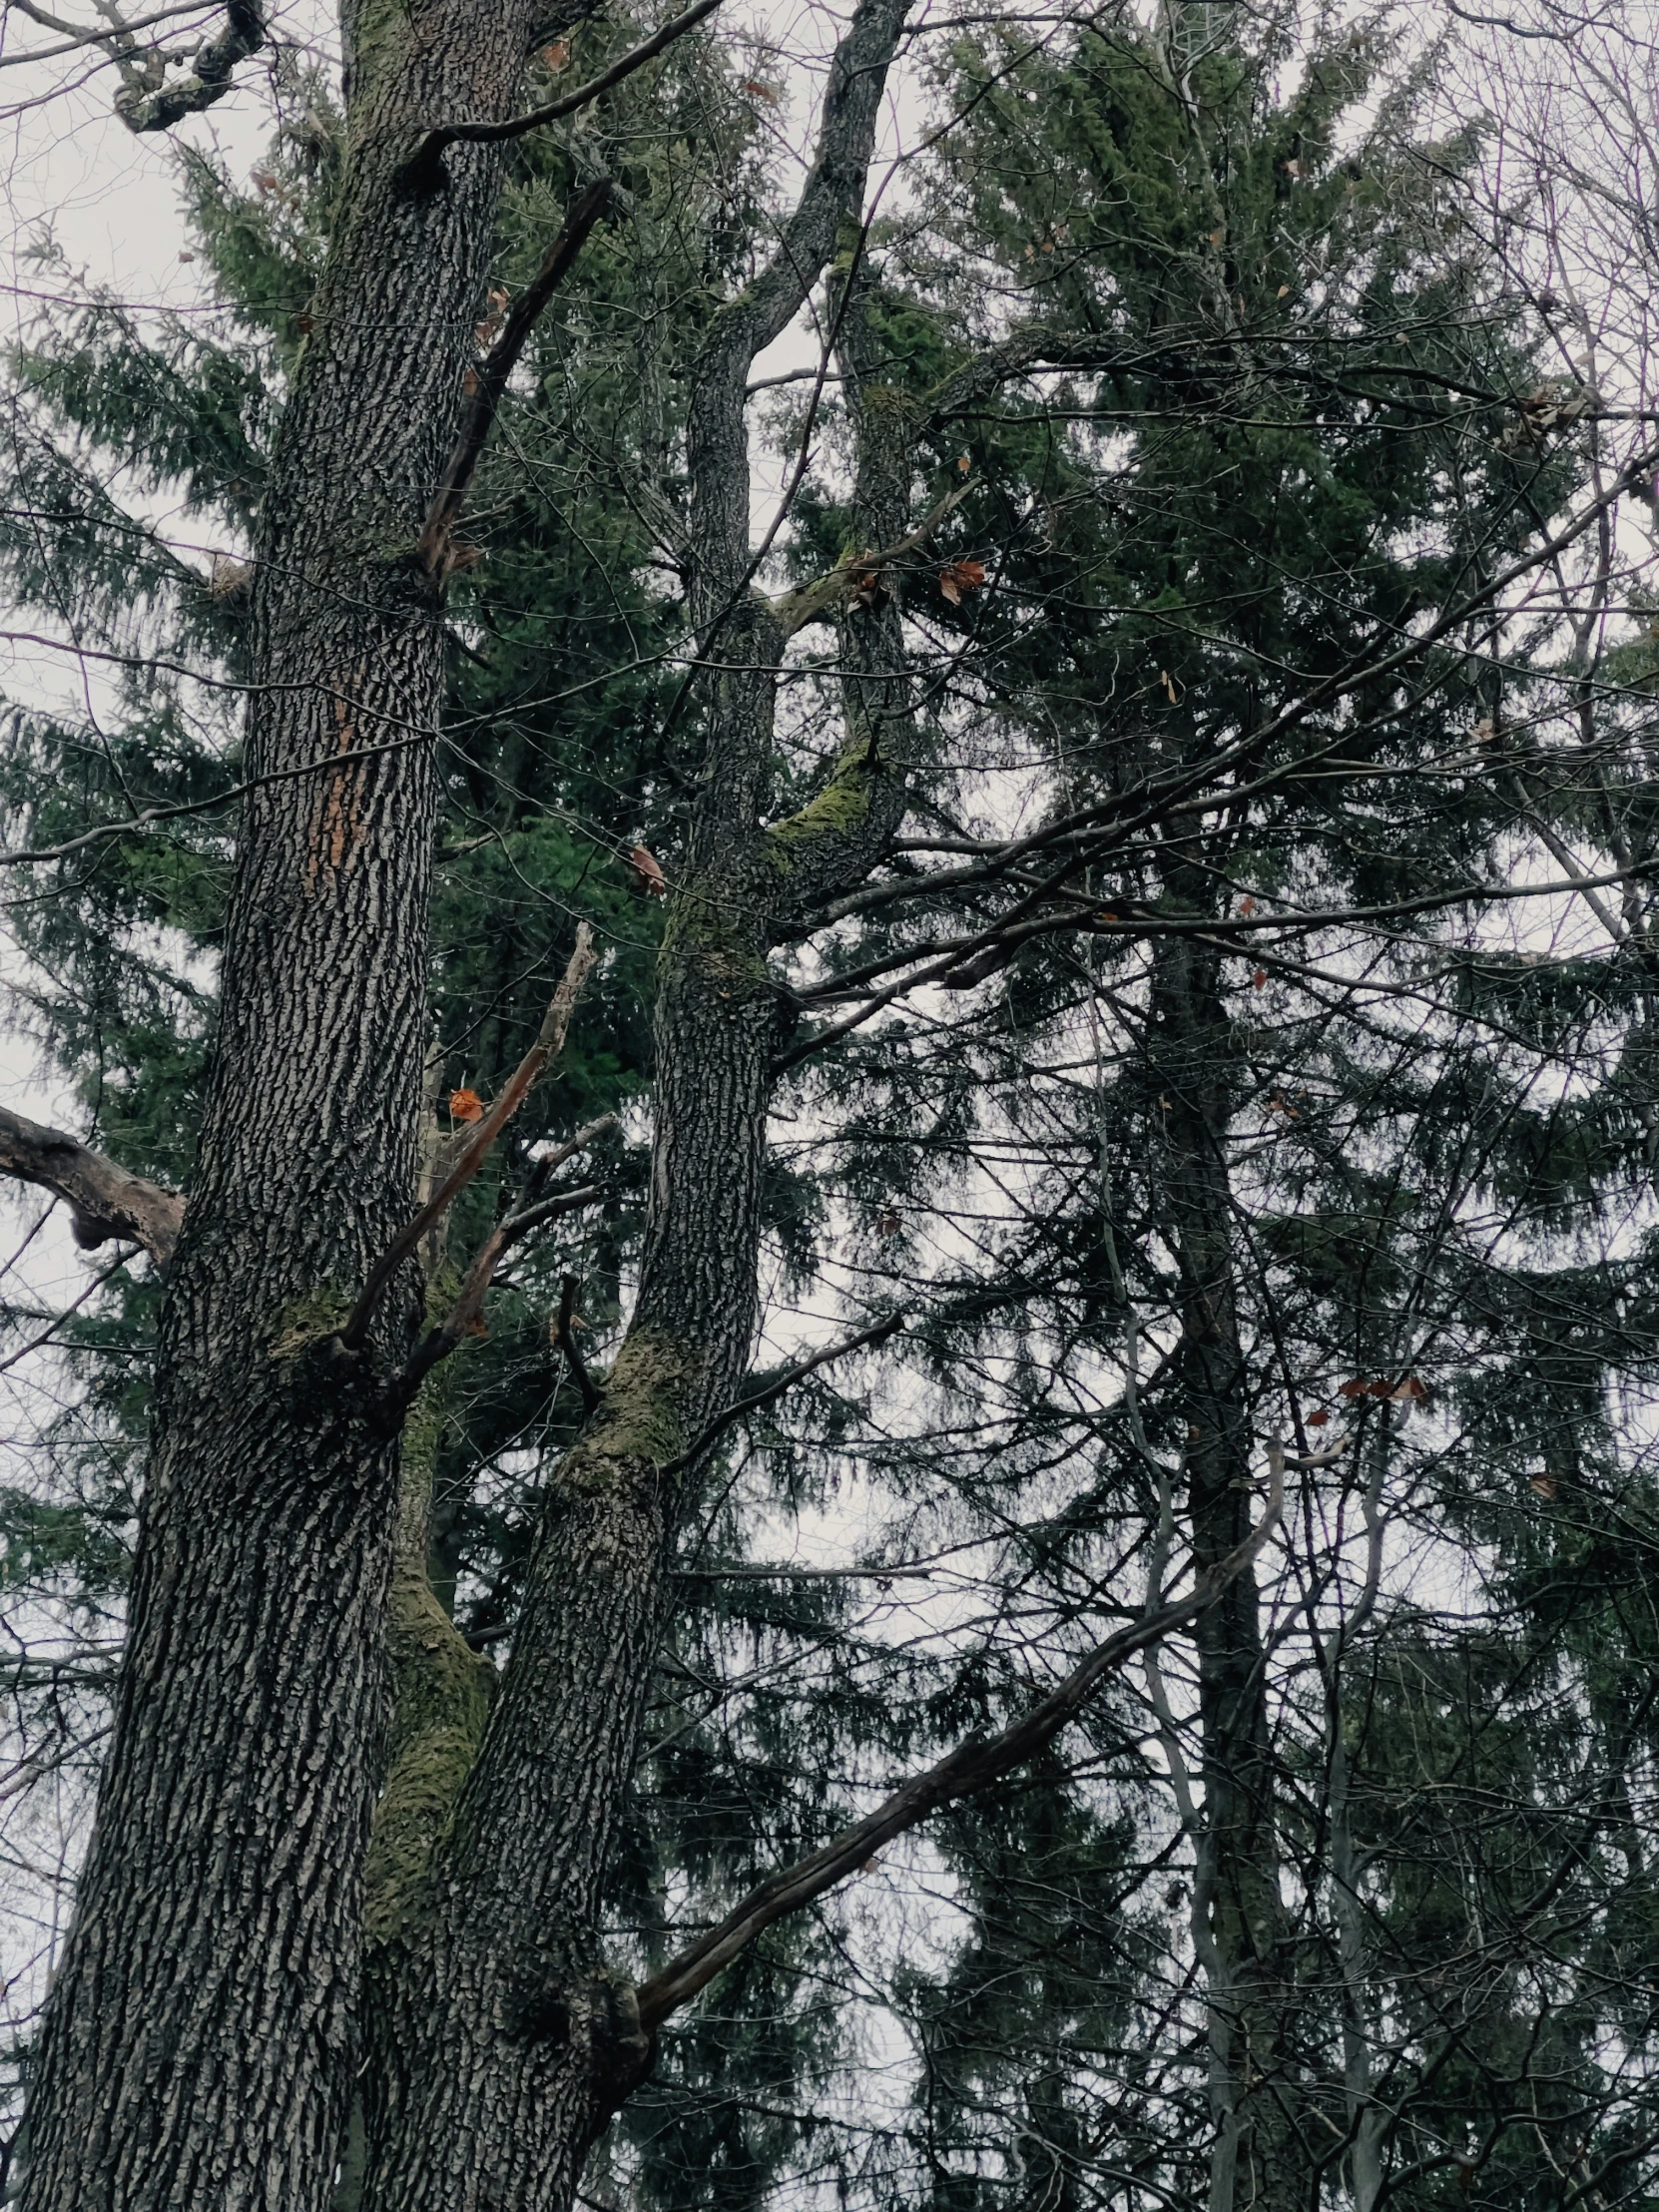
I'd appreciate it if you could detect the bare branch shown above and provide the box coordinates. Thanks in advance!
[419,180,613,577]
[661,1311,902,1475]
[552,1272,600,1414]
[405,0,725,180]
[634,1444,1291,2033]
[339,923,597,1351]
[399,1186,602,1395]
[0,1103,183,1267]
[107,0,265,132]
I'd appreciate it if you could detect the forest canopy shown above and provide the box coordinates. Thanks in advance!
[1,3,1658,2210]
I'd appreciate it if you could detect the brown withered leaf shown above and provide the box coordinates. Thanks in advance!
[449,1087,484,1123]
[629,843,668,896]
[1529,1473,1557,1499]
[1307,1407,1331,1427]
[540,37,570,68]
[1240,894,1257,915]
[1252,968,1268,988]
[939,557,987,605]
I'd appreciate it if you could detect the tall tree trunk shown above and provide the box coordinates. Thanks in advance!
[353,12,912,2208]
[1148,903,1293,2212]
[17,8,542,2203]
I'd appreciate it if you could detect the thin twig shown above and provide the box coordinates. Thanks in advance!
[0,1248,138,1377]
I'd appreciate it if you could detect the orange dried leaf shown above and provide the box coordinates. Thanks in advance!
[1252,968,1268,988]
[540,37,570,67]
[449,1087,484,1123]
[1307,1407,1331,1427]
[629,843,668,896]
[1339,1380,1371,1400]
[1240,894,1257,916]
[742,78,780,100]
[939,558,986,605]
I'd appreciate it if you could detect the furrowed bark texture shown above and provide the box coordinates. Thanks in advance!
[17,7,548,2205]
[355,11,913,2207]
[1149,896,1292,2212]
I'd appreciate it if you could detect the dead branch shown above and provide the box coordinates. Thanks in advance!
[552,1272,600,1414]
[769,484,971,637]
[105,0,265,131]
[405,0,725,180]
[339,923,596,1351]
[399,1185,601,1394]
[0,1104,183,1268]
[661,1310,902,1475]
[419,181,613,576]
[634,1442,1296,2033]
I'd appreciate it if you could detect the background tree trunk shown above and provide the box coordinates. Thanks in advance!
[1148,905,1294,2212]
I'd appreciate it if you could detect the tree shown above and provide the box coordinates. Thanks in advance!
[3,0,1659,2208]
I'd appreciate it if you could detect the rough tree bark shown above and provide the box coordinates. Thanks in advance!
[351,9,913,2209]
[15,0,563,2201]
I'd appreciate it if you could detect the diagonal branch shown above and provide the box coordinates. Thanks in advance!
[398,1184,602,1396]
[405,0,725,179]
[0,1104,183,1267]
[339,923,596,1351]
[634,1442,1301,2034]
[661,1310,901,1475]
[419,180,613,576]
